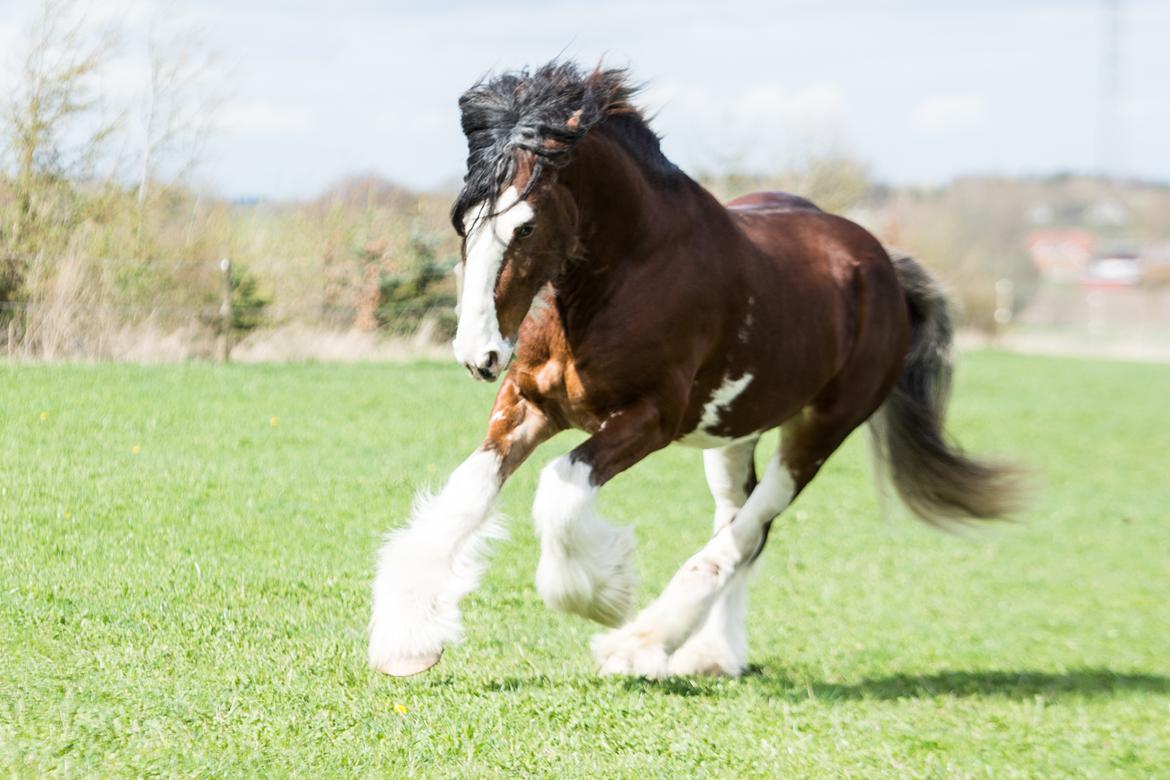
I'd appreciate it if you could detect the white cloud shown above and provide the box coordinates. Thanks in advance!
[101,54,151,102]
[0,23,16,92]
[909,95,990,133]
[0,19,16,49]
[643,81,848,171]
[217,102,317,134]
[4,0,1163,195]
[1119,95,1170,122]
[651,81,846,131]
[372,109,448,133]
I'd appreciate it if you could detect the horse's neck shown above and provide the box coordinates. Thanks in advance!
[562,131,669,259]
[556,131,708,319]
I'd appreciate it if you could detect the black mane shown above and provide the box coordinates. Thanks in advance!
[451,60,679,235]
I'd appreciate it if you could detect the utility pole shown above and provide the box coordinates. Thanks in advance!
[219,258,233,363]
[1097,0,1123,182]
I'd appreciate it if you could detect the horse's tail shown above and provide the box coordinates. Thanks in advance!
[868,251,1028,524]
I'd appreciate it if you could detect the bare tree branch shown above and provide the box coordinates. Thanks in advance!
[3,0,120,253]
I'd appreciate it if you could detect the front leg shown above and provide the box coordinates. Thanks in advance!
[368,379,554,676]
[532,399,678,632]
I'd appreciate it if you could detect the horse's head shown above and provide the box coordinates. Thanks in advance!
[449,61,632,381]
[451,164,578,381]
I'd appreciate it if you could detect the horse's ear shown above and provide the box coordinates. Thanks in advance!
[534,109,583,161]
[583,66,636,118]
[579,71,610,127]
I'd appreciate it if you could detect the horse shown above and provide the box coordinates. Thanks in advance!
[368,61,1024,679]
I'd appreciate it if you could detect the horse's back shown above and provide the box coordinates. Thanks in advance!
[725,190,822,214]
[725,190,893,287]
[721,189,909,405]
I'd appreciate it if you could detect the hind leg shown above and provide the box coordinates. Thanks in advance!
[668,437,758,677]
[593,447,794,678]
[595,404,874,678]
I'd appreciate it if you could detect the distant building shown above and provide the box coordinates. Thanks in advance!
[1026,229,1096,281]
[1083,251,1141,290]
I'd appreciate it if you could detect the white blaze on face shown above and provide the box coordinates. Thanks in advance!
[452,186,535,373]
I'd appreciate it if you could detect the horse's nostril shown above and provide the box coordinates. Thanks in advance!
[462,351,501,381]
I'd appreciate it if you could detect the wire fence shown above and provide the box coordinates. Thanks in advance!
[0,247,466,362]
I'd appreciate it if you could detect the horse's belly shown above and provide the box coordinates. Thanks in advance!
[675,428,758,449]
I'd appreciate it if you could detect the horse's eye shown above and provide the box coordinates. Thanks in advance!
[515,223,535,239]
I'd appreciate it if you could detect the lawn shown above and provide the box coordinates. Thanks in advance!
[1,352,1168,777]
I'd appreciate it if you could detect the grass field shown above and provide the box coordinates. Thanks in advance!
[2,352,1168,777]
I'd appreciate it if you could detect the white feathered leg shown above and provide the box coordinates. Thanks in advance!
[368,448,504,676]
[594,453,794,678]
[532,455,637,627]
[669,439,758,676]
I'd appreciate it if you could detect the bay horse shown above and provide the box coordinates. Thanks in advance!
[368,61,1023,678]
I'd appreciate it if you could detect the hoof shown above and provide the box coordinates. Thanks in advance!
[592,629,669,679]
[667,641,745,677]
[372,650,442,677]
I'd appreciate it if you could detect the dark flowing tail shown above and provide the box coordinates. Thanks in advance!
[869,252,1028,524]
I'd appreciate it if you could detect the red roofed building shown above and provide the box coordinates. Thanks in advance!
[1026,229,1096,281]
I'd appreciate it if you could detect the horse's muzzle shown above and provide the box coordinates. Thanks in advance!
[463,349,501,381]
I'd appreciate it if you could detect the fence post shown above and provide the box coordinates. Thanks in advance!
[219,257,233,363]
[993,278,1014,345]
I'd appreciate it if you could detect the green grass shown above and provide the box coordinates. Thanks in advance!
[1,352,1168,777]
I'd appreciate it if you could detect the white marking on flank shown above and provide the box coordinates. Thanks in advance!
[738,296,756,344]
[677,373,754,448]
[737,311,754,344]
[699,373,753,430]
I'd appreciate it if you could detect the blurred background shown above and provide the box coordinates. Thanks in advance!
[1,0,1167,363]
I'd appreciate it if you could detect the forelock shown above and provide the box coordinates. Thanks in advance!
[450,60,637,236]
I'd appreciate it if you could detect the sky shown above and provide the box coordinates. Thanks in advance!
[1,0,1168,199]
